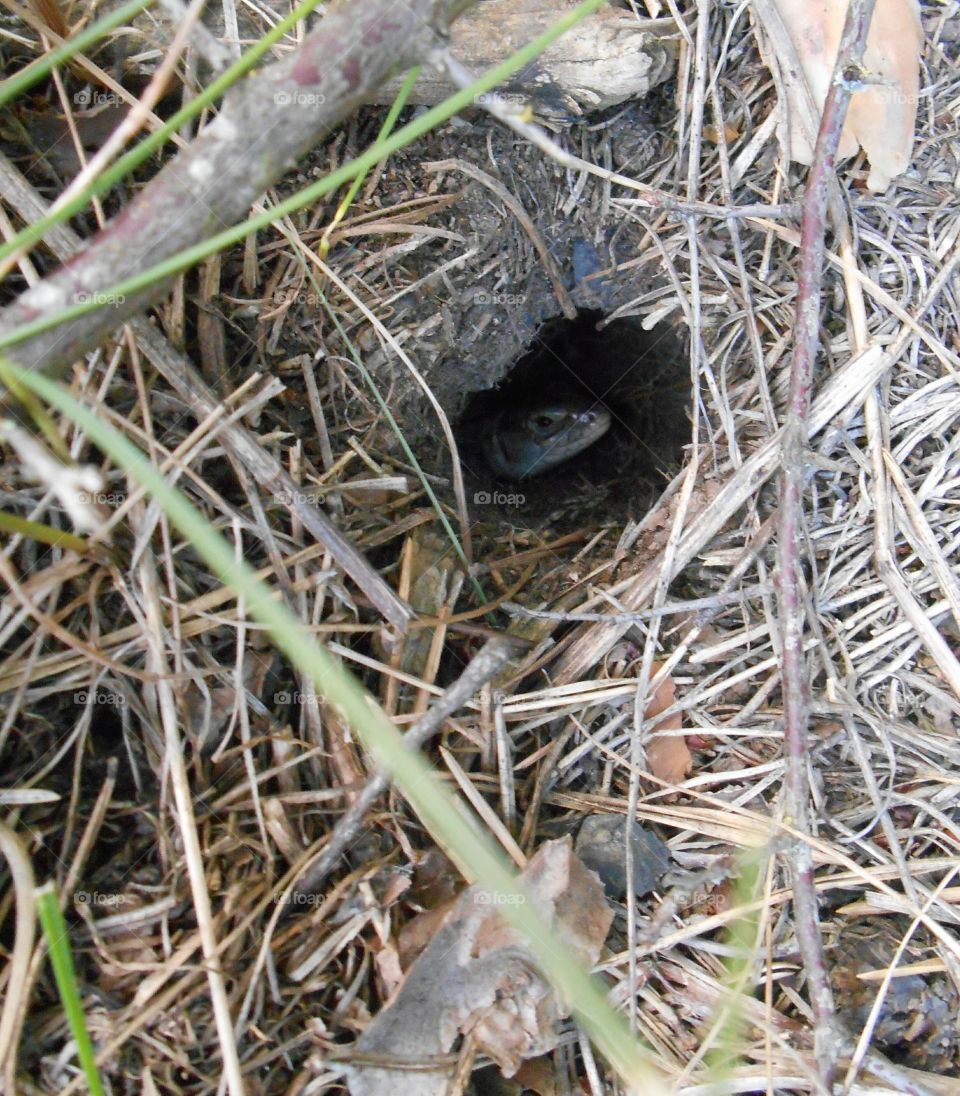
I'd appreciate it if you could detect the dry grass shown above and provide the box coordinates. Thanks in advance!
[1,0,960,1093]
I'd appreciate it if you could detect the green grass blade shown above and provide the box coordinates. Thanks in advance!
[0,0,156,110]
[0,511,91,554]
[35,882,107,1096]
[704,848,766,1079]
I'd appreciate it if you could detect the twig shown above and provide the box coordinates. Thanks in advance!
[287,636,517,903]
[0,0,473,377]
[857,1051,941,1096]
[775,1,877,1088]
[502,584,772,623]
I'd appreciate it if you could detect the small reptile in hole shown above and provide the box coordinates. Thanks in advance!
[482,400,612,480]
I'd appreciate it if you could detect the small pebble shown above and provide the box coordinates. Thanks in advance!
[575,813,672,901]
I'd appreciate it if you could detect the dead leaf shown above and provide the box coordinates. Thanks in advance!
[410,848,462,908]
[703,123,741,144]
[374,943,405,1001]
[513,1057,566,1094]
[397,897,459,970]
[28,0,66,37]
[645,734,693,784]
[645,668,692,784]
[753,0,922,190]
[342,838,613,1096]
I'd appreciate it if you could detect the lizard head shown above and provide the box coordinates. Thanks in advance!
[485,401,612,480]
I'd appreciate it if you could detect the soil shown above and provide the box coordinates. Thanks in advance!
[258,93,694,535]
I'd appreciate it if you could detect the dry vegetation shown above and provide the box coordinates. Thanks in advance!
[1,0,959,1093]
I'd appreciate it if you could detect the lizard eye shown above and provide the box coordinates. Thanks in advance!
[533,415,554,430]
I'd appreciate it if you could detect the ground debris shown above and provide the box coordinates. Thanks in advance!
[340,837,612,1095]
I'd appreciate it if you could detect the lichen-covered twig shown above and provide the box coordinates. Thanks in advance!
[0,0,471,376]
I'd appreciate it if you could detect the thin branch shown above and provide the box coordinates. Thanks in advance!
[775,1,877,1088]
[288,637,517,903]
[0,0,473,377]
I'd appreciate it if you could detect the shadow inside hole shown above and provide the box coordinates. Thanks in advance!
[459,310,689,516]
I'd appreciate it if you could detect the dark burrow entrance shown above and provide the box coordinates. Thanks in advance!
[458,310,691,527]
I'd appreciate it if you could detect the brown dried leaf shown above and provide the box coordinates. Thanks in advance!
[645,668,692,784]
[374,943,405,1002]
[645,734,693,785]
[754,0,921,190]
[397,897,459,970]
[513,1057,565,1095]
[343,838,613,1096]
